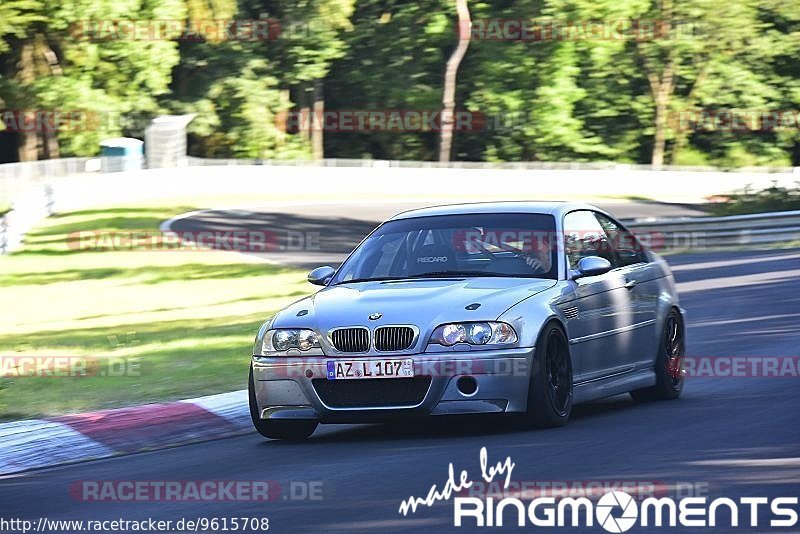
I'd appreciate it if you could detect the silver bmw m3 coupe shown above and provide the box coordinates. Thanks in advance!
[249,202,685,439]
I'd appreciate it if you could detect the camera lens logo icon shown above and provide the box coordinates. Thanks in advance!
[596,491,638,533]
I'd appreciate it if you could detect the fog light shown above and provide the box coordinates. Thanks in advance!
[457,376,478,396]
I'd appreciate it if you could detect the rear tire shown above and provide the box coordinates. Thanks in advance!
[523,322,573,428]
[631,309,685,402]
[248,367,317,440]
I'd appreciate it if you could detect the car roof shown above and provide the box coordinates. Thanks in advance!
[389,201,606,221]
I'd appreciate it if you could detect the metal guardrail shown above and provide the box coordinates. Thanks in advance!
[186,157,800,174]
[626,210,800,249]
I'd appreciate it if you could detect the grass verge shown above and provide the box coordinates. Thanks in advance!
[0,205,311,421]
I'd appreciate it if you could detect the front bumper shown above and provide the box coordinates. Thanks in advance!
[251,347,534,423]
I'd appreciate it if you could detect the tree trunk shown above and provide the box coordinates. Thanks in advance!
[39,36,63,160]
[670,63,710,165]
[638,0,676,169]
[438,0,471,163]
[43,131,60,159]
[638,52,674,170]
[17,42,38,162]
[312,79,324,160]
[297,86,311,142]
[652,90,668,169]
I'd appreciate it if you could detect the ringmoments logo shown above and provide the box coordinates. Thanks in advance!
[595,491,638,532]
[398,448,800,530]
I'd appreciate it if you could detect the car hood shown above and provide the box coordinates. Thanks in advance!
[272,277,557,332]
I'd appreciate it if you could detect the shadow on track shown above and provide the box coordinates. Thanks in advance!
[256,394,644,446]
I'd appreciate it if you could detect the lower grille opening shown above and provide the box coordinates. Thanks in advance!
[312,377,432,408]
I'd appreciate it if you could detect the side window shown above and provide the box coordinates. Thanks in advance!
[563,211,619,269]
[594,213,647,267]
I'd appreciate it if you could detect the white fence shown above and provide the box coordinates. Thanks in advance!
[0,158,98,252]
[186,156,799,174]
[1,158,799,254]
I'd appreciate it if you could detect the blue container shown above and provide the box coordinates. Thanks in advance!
[100,138,144,172]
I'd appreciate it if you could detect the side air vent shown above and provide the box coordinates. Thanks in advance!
[563,306,579,320]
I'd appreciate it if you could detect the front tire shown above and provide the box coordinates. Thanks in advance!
[631,309,685,402]
[523,322,573,428]
[248,367,317,440]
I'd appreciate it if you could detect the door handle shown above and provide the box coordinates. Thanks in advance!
[624,279,637,290]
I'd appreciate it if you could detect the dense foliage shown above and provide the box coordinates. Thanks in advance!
[1,0,799,166]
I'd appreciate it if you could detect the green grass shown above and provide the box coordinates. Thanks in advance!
[709,182,800,215]
[0,205,312,421]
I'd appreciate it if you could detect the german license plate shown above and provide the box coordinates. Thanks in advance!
[326,359,414,380]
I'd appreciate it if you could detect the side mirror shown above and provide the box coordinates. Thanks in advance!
[307,265,335,286]
[572,256,612,280]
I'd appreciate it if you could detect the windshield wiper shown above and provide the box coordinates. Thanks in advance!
[333,276,408,285]
[333,271,526,285]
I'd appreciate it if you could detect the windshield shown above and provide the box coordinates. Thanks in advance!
[331,213,558,284]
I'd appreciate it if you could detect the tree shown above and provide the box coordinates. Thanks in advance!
[0,0,185,160]
[0,1,41,53]
[2,0,799,167]
[240,0,355,159]
[0,0,45,161]
[438,0,470,162]
[631,0,782,167]
[323,0,457,161]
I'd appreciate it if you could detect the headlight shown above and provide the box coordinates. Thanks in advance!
[273,330,296,351]
[441,324,467,345]
[262,329,320,353]
[468,322,493,344]
[429,322,517,346]
[297,329,318,351]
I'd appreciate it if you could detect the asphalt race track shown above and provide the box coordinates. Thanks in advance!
[163,200,707,268]
[2,203,799,533]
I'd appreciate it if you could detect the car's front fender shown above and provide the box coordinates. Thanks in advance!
[496,282,573,349]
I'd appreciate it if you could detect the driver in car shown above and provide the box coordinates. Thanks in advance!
[520,232,553,275]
